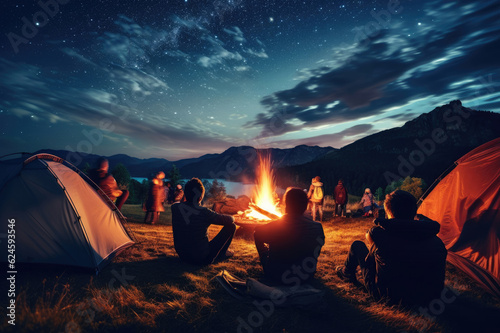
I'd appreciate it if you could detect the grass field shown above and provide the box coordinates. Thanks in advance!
[3,204,500,333]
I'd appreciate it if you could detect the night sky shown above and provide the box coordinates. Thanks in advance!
[1,0,499,160]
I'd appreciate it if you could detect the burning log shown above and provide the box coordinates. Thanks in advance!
[248,203,280,220]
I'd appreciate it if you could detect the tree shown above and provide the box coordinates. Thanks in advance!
[127,179,148,204]
[385,178,403,195]
[202,179,212,195]
[168,164,181,186]
[82,162,91,176]
[111,163,131,189]
[385,177,426,200]
[375,187,384,201]
[208,179,226,201]
[400,176,426,200]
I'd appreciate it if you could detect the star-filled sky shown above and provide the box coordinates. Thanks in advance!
[1,0,499,160]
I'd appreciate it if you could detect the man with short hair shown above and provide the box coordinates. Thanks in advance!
[171,178,236,265]
[89,158,129,210]
[254,188,325,284]
[336,190,447,305]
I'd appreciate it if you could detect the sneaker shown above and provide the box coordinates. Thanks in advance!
[336,266,357,283]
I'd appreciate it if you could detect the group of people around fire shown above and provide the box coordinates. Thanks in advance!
[90,158,448,307]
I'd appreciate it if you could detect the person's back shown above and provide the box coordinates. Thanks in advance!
[171,202,223,261]
[256,215,325,283]
[334,182,347,205]
[337,190,447,306]
[370,217,447,305]
[255,188,325,284]
[171,178,235,265]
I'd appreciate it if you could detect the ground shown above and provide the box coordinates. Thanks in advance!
[3,204,500,333]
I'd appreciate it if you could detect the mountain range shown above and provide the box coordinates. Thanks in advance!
[34,145,336,180]
[276,100,500,195]
[32,100,499,195]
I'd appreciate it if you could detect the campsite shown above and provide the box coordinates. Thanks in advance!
[2,0,500,331]
[1,137,500,332]
[1,205,499,333]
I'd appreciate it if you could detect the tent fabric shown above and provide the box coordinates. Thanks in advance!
[0,154,134,271]
[418,137,500,297]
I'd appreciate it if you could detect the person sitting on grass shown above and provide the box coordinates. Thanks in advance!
[336,190,447,305]
[254,188,325,285]
[89,158,129,211]
[171,178,236,265]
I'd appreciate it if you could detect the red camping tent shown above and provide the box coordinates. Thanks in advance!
[418,137,500,297]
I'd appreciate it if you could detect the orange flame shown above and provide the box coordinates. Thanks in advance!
[245,153,283,220]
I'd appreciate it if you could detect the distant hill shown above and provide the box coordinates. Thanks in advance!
[33,145,336,179]
[179,145,336,181]
[276,100,500,196]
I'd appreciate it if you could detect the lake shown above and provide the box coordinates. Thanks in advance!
[132,178,257,197]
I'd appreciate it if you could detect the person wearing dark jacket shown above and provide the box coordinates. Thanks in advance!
[171,178,236,265]
[89,158,129,210]
[144,172,167,224]
[334,179,348,217]
[254,188,325,285]
[336,190,447,305]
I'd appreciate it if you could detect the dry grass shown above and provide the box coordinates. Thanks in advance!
[3,204,499,333]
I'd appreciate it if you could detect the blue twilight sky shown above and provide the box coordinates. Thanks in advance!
[0,0,499,160]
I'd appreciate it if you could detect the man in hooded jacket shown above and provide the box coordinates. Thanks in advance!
[334,179,348,217]
[336,190,447,305]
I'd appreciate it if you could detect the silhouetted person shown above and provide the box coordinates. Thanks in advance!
[171,178,236,265]
[307,176,324,222]
[334,179,348,217]
[173,184,185,203]
[89,158,129,210]
[144,171,166,225]
[165,181,174,204]
[336,190,447,305]
[254,188,325,285]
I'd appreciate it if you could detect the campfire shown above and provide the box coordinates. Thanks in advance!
[239,153,283,222]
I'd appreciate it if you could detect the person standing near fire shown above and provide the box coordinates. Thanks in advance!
[144,171,167,224]
[307,176,324,222]
[334,179,348,217]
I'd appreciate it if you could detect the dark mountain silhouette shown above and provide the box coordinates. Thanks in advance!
[32,145,335,179]
[178,145,336,181]
[276,100,500,196]
[28,101,499,189]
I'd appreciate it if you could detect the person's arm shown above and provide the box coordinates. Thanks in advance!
[365,231,374,245]
[307,185,313,199]
[108,175,123,197]
[205,208,235,227]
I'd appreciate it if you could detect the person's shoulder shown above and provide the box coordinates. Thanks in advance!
[368,224,386,240]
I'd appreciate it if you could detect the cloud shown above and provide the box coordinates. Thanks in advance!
[224,26,246,43]
[247,0,500,138]
[268,124,375,148]
[0,57,237,158]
